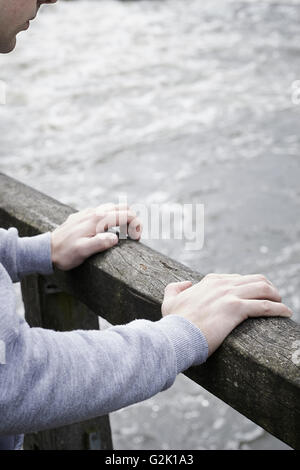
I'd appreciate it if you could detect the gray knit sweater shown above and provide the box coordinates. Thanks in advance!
[0,228,208,450]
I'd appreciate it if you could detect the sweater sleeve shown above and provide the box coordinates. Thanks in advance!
[0,312,208,435]
[0,228,53,282]
[0,225,209,435]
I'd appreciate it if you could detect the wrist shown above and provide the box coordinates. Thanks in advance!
[17,232,54,277]
[50,231,60,269]
[156,315,209,372]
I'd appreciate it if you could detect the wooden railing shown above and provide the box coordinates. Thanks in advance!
[0,172,299,450]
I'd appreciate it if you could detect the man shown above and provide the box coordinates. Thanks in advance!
[0,0,293,451]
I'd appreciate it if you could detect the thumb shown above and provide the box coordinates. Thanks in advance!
[81,232,118,257]
[163,280,193,301]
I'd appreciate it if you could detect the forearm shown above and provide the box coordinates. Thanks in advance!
[0,228,53,282]
[0,315,208,435]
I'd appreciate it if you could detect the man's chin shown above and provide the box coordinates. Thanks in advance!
[0,37,17,54]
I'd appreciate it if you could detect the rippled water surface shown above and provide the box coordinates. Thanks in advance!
[1,0,299,450]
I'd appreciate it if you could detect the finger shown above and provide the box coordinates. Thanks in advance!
[206,273,242,278]
[78,232,118,258]
[205,273,274,289]
[241,299,293,319]
[128,218,143,240]
[95,202,130,214]
[163,281,193,301]
[64,208,93,225]
[232,274,274,288]
[96,210,139,233]
[95,203,116,213]
[66,204,132,227]
[233,281,281,302]
[70,219,98,238]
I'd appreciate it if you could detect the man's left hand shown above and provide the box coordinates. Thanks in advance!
[51,203,142,271]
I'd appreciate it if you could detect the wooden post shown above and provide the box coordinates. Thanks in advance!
[21,274,113,450]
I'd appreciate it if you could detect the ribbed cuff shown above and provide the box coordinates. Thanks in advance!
[155,315,209,375]
[17,232,54,277]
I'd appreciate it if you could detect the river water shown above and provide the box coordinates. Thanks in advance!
[0,0,299,450]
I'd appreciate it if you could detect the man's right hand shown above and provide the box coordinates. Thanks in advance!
[162,273,293,356]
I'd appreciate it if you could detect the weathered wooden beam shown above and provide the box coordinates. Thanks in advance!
[0,172,299,449]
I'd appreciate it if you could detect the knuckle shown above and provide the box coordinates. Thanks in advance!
[108,214,117,227]
[260,282,272,297]
[223,282,235,295]
[98,216,110,229]
[226,294,240,307]
[223,294,242,314]
[225,286,234,296]
[96,222,105,233]
[262,299,271,314]
[91,212,99,223]
[98,202,113,210]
